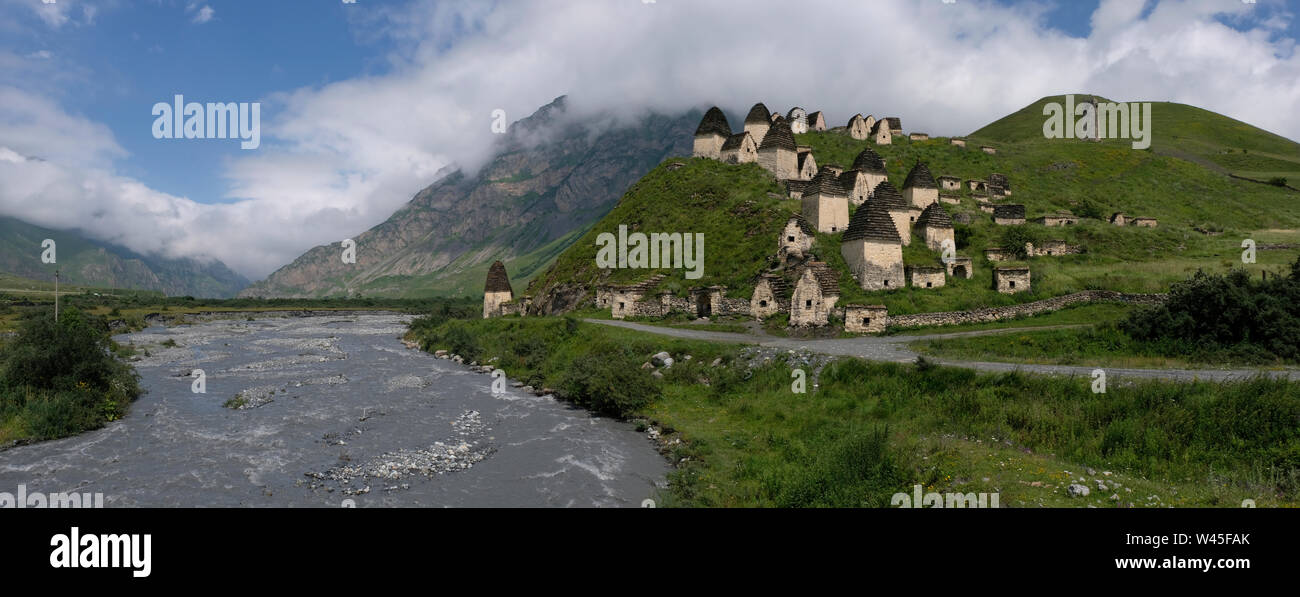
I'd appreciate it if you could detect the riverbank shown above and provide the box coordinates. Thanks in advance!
[407,315,1300,507]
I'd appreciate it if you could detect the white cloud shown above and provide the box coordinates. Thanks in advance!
[1,0,1299,282]
[191,5,213,24]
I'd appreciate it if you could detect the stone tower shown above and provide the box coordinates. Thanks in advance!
[914,202,955,252]
[757,119,798,180]
[744,102,772,147]
[692,106,732,159]
[483,260,514,318]
[841,201,904,291]
[902,162,939,209]
[871,180,914,246]
[801,169,850,233]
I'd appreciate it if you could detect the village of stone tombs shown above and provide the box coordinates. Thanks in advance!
[482,102,1166,334]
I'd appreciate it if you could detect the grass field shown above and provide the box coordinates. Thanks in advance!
[409,316,1300,507]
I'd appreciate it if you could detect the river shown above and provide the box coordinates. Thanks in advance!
[0,313,668,507]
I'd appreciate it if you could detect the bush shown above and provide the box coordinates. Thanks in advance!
[998,225,1041,260]
[1268,177,1288,187]
[557,342,660,418]
[1122,257,1300,361]
[0,307,140,440]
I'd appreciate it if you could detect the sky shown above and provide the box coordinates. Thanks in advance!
[1,0,1298,280]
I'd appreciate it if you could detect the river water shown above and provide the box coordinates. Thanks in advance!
[0,313,668,507]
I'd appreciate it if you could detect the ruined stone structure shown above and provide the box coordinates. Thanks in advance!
[950,138,966,147]
[886,117,902,135]
[843,148,888,205]
[784,180,809,199]
[1026,240,1083,257]
[757,120,798,180]
[1037,211,1079,226]
[903,162,939,209]
[744,103,772,146]
[801,169,850,233]
[847,114,870,140]
[750,274,790,320]
[945,256,974,279]
[787,107,808,134]
[807,111,826,131]
[841,201,904,291]
[870,119,892,145]
[977,200,995,214]
[967,179,987,193]
[820,164,844,177]
[1110,212,1127,226]
[1133,217,1158,228]
[909,133,930,141]
[981,145,997,154]
[987,183,1008,198]
[872,180,914,247]
[984,247,1013,262]
[790,262,840,326]
[607,274,668,319]
[993,204,1026,225]
[483,260,515,318]
[939,193,962,205]
[843,304,888,334]
[779,214,816,261]
[692,106,731,159]
[914,203,955,251]
[690,286,726,318]
[796,150,818,180]
[908,266,947,289]
[993,267,1031,294]
[989,173,1009,190]
[937,176,962,191]
[889,291,1166,329]
[719,132,758,164]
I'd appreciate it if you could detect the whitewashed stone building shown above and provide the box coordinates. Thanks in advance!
[801,169,850,233]
[841,201,905,291]
[757,120,799,180]
[692,106,731,160]
[744,103,772,146]
[790,262,841,326]
[902,162,939,209]
[719,132,758,164]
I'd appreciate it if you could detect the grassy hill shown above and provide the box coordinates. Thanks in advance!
[527,95,1300,316]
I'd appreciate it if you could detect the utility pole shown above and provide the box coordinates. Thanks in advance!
[54,268,59,323]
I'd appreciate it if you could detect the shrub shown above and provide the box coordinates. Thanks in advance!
[557,342,660,418]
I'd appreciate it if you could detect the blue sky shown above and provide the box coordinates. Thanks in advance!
[2,0,1298,278]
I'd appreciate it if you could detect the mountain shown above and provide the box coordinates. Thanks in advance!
[526,95,1300,315]
[239,97,701,298]
[0,215,249,298]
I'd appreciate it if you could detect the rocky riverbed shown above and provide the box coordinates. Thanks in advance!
[0,314,668,507]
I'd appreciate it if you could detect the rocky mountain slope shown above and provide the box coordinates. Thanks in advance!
[0,215,248,298]
[239,97,700,298]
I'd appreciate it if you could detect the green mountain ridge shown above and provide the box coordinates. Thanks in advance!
[0,215,248,298]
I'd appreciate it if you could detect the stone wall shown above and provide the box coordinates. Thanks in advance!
[922,226,954,252]
[905,187,938,210]
[993,268,1031,293]
[483,290,513,318]
[844,305,888,334]
[802,193,850,233]
[758,147,798,181]
[889,291,1167,329]
[693,135,723,159]
[908,266,946,289]
[843,240,904,291]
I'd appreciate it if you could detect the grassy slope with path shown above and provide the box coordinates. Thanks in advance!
[409,316,1300,507]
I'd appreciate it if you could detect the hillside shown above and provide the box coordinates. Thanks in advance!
[239,97,700,299]
[971,94,1300,182]
[527,96,1300,316]
[0,216,248,298]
